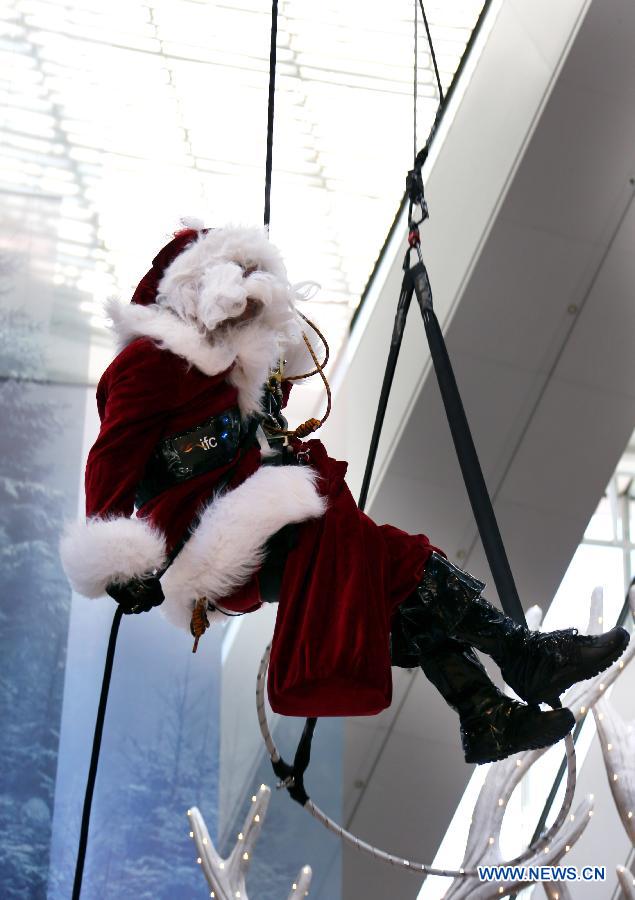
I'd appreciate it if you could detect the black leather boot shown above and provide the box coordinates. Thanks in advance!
[417,552,630,704]
[390,603,575,764]
[420,640,575,764]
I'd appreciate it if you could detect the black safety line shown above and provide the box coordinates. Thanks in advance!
[351,0,494,333]
[72,607,123,900]
[71,422,263,895]
[264,0,279,228]
[413,0,418,165]
[418,0,444,104]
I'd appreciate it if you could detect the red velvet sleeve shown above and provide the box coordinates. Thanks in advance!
[85,340,181,519]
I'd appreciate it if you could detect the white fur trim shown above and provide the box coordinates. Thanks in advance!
[179,216,205,231]
[160,465,326,630]
[106,298,287,417]
[106,298,237,377]
[60,516,168,598]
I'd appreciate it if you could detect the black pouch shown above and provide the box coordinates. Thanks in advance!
[136,407,243,507]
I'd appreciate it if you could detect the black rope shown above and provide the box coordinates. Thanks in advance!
[418,0,444,104]
[72,607,123,900]
[358,277,413,512]
[413,0,418,166]
[263,0,279,228]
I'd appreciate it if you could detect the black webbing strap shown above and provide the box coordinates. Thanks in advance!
[271,717,317,806]
[409,262,527,627]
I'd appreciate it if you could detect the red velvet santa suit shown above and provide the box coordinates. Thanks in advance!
[60,224,440,717]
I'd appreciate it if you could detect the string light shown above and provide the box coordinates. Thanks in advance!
[252,795,257,802]
[254,815,260,822]
[613,774,618,781]
[488,837,495,845]
[197,857,202,865]
[607,743,613,750]
[187,809,192,816]
[598,712,604,721]
[588,810,594,817]
[498,798,504,807]
[628,811,633,819]
[220,862,225,870]
[189,831,194,838]
[580,706,586,714]
[243,852,249,860]
[303,867,311,874]
[544,846,550,854]
[238,832,244,841]
[516,759,522,767]
[293,884,298,890]
[203,838,208,845]
[599,683,605,691]
[565,845,571,853]
[619,660,624,669]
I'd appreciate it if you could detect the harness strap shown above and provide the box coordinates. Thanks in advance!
[272,717,317,806]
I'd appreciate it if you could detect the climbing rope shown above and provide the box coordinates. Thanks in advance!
[263,314,332,439]
[263,0,278,229]
[72,608,123,900]
[256,643,577,878]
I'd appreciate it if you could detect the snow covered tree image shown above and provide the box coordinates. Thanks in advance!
[0,280,79,897]
[100,667,219,899]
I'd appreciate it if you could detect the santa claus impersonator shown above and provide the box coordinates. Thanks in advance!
[60,222,629,766]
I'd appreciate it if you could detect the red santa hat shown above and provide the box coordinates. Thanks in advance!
[130,222,203,306]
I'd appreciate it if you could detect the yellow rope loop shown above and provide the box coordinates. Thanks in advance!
[190,598,209,653]
[292,417,321,439]
[266,318,332,439]
[286,312,330,381]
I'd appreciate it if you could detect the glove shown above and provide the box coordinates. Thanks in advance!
[106,576,165,614]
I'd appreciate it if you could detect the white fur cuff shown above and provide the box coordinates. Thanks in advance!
[60,516,168,598]
[161,464,326,630]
